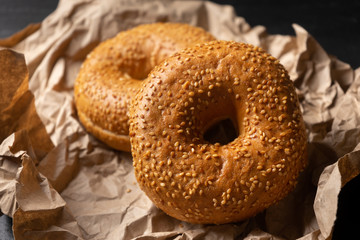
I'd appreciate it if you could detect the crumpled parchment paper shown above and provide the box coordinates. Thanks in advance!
[1,0,360,239]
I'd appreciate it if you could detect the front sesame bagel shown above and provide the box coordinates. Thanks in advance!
[74,23,215,151]
[129,40,307,224]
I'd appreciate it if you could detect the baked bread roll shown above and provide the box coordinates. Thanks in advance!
[129,40,308,224]
[74,23,215,151]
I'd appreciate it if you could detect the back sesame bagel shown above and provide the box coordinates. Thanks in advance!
[74,23,215,151]
[129,40,308,224]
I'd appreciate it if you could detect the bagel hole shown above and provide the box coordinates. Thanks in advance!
[203,118,238,145]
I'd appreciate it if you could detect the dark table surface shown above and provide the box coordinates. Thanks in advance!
[1,0,360,239]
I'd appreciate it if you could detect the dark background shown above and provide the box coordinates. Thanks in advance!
[1,0,359,239]
[1,0,359,69]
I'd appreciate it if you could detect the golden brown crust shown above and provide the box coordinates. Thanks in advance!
[74,23,215,151]
[129,40,308,224]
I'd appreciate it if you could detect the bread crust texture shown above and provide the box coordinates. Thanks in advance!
[129,40,308,224]
[74,23,215,151]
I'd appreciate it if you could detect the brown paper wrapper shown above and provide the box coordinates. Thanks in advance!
[1,0,360,239]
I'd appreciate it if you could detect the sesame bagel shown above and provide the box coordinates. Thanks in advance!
[129,40,307,224]
[74,23,215,151]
